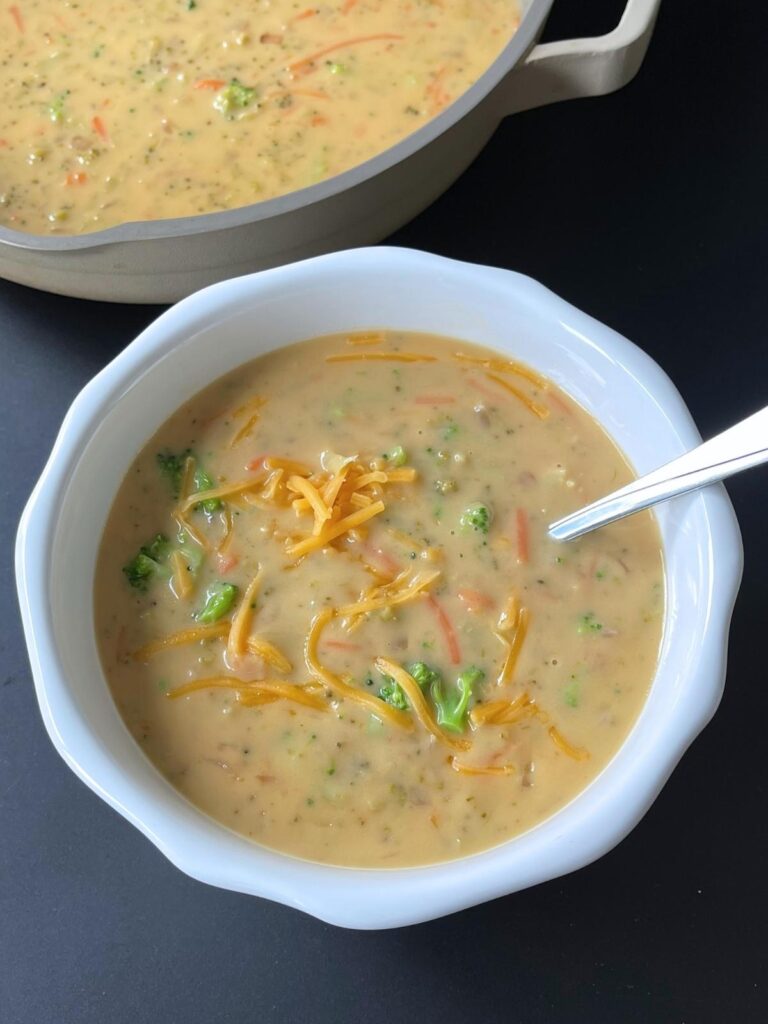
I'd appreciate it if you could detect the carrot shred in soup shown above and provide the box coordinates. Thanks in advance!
[95,332,664,868]
[0,0,520,234]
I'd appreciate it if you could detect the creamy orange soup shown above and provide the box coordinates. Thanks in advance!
[0,0,519,235]
[95,332,664,868]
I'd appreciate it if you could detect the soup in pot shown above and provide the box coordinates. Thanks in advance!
[1,0,520,235]
[95,331,664,868]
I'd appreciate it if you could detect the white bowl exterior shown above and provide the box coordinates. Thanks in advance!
[16,249,743,928]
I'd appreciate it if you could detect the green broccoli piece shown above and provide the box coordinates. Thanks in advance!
[432,666,483,733]
[122,534,172,591]
[378,675,409,711]
[157,449,220,513]
[157,451,187,496]
[197,582,238,623]
[563,681,580,707]
[407,661,441,689]
[193,465,221,515]
[48,93,67,123]
[459,503,491,535]
[383,444,407,467]
[214,79,258,116]
[577,612,603,634]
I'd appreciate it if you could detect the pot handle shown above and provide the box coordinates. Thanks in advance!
[500,0,662,115]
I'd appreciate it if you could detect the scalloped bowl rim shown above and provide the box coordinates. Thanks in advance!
[15,247,742,929]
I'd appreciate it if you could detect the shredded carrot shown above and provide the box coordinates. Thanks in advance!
[451,758,516,776]
[293,7,317,21]
[494,606,529,686]
[9,5,23,31]
[516,508,530,564]
[341,0,359,11]
[305,609,412,728]
[132,622,230,661]
[326,352,435,364]
[288,500,385,557]
[91,115,108,140]
[375,658,470,751]
[65,172,87,186]
[322,639,361,652]
[194,78,226,90]
[227,568,262,659]
[549,725,590,761]
[362,542,400,578]
[457,588,494,613]
[289,34,404,78]
[485,373,549,420]
[246,637,292,673]
[454,352,547,390]
[414,395,456,405]
[216,553,238,574]
[426,594,461,665]
[246,456,265,472]
[310,113,329,127]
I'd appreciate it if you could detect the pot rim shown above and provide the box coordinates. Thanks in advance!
[0,0,552,252]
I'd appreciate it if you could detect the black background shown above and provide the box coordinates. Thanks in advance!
[2,1,767,1021]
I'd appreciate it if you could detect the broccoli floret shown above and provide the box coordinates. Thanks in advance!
[197,582,238,623]
[214,79,258,116]
[383,444,407,467]
[407,661,441,689]
[122,534,172,591]
[193,465,221,515]
[157,449,220,513]
[157,451,187,497]
[459,503,491,534]
[378,675,409,711]
[431,666,483,733]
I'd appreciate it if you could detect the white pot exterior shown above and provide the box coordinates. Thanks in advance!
[16,248,742,928]
[0,0,661,302]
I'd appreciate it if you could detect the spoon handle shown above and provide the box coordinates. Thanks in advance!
[549,404,768,542]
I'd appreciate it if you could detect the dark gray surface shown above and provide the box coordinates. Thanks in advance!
[2,1,767,1021]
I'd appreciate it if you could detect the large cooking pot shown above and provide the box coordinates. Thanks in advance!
[0,0,660,302]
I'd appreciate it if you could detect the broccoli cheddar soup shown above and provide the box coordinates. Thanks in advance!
[95,332,664,868]
[1,1,519,235]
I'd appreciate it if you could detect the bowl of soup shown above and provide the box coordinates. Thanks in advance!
[0,0,661,301]
[16,247,742,928]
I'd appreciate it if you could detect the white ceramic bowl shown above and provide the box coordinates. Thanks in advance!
[16,248,742,929]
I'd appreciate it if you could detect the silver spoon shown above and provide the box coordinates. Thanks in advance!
[549,404,768,542]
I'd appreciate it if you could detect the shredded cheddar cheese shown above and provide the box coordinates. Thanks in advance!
[453,351,547,390]
[325,352,437,363]
[486,373,550,420]
[304,609,412,728]
[132,621,231,661]
[227,568,263,659]
[246,637,293,673]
